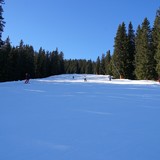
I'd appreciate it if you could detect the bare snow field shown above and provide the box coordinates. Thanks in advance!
[1,74,160,160]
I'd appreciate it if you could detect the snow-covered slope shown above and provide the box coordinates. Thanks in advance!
[1,74,160,160]
[37,74,159,85]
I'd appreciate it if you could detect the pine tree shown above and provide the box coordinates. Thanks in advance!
[96,56,100,74]
[85,60,93,74]
[156,41,160,78]
[127,22,135,79]
[112,22,128,78]
[78,60,86,73]
[0,0,5,47]
[45,51,51,77]
[3,37,12,81]
[59,51,65,74]
[153,8,160,54]
[0,37,11,81]
[8,46,21,81]
[35,47,47,78]
[24,45,35,78]
[153,8,160,78]
[105,50,111,75]
[100,53,106,75]
[135,25,143,79]
[135,18,155,80]
[155,39,160,77]
[17,40,27,80]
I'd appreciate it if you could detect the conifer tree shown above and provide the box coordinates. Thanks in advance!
[8,47,19,81]
[24,45,35,78]
[0,0,5,46]
[96,56,100,74]
[155,39,160,77]
[50,49,60,75]
[59,51,65,74]
[18,40,28,80]
[105,50,111,75]
[78,60,86,73]
[2,37,12,81]
[127,22,135,79]
[153,8,160,77]
[100,53,106,74]
[112,22,128,78]
[135,25,143,79]
[45,51,51,77]
[153,8,160,54]
[0,37,11,81]
[85,60,93,74]
[135,18,155,80]
[35,47,47,78]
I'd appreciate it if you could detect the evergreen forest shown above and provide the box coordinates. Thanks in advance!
[0,1,160,82]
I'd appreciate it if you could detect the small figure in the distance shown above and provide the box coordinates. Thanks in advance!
[25,73,30,84]
[108,75,112,81]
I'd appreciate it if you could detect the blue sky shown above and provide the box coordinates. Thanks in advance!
[2,0,160,60]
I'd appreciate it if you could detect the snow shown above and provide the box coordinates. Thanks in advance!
[1,74,160,160]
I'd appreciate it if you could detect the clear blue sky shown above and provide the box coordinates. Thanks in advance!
[3,0,160,60]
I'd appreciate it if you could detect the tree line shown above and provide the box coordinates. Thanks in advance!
[0,0,160,82]
[94,8,160,80]
[0,39,98,82]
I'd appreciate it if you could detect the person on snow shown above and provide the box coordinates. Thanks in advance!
[25,73,30,84]
[84,77,87,81]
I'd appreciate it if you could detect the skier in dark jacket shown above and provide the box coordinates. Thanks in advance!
[25,73,30,84]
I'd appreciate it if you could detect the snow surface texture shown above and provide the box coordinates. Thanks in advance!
[1,74,160,160]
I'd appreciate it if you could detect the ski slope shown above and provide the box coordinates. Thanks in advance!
[1,74,160,160]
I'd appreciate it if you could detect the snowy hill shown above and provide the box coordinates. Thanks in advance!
[1,74,160,160]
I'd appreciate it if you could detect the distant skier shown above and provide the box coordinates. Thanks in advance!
[84,77,87,82]
[108,75,112,81]
[25,73,30,84]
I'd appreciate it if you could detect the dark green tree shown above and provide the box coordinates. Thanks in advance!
[45,51,51,77]
[112,22,128,78]
[0,37,12,81]
[17,40,27,80]
[58,51,65,74]
[8,47,20,81]
[50,49,60,75]
[135,18,156,80]
[0,0,5,46]
[127,22,135,79]
[85,60,93,74]
[96,56,100,74]
[105,50,111,75]
[155,38,160,77]
[153,8,160,77]
[78,60,86,73]
[35,47,47,78]
[64,59,71,73]
[134,25,143,79]
[24,45,35,78]
[100,53,106,75]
